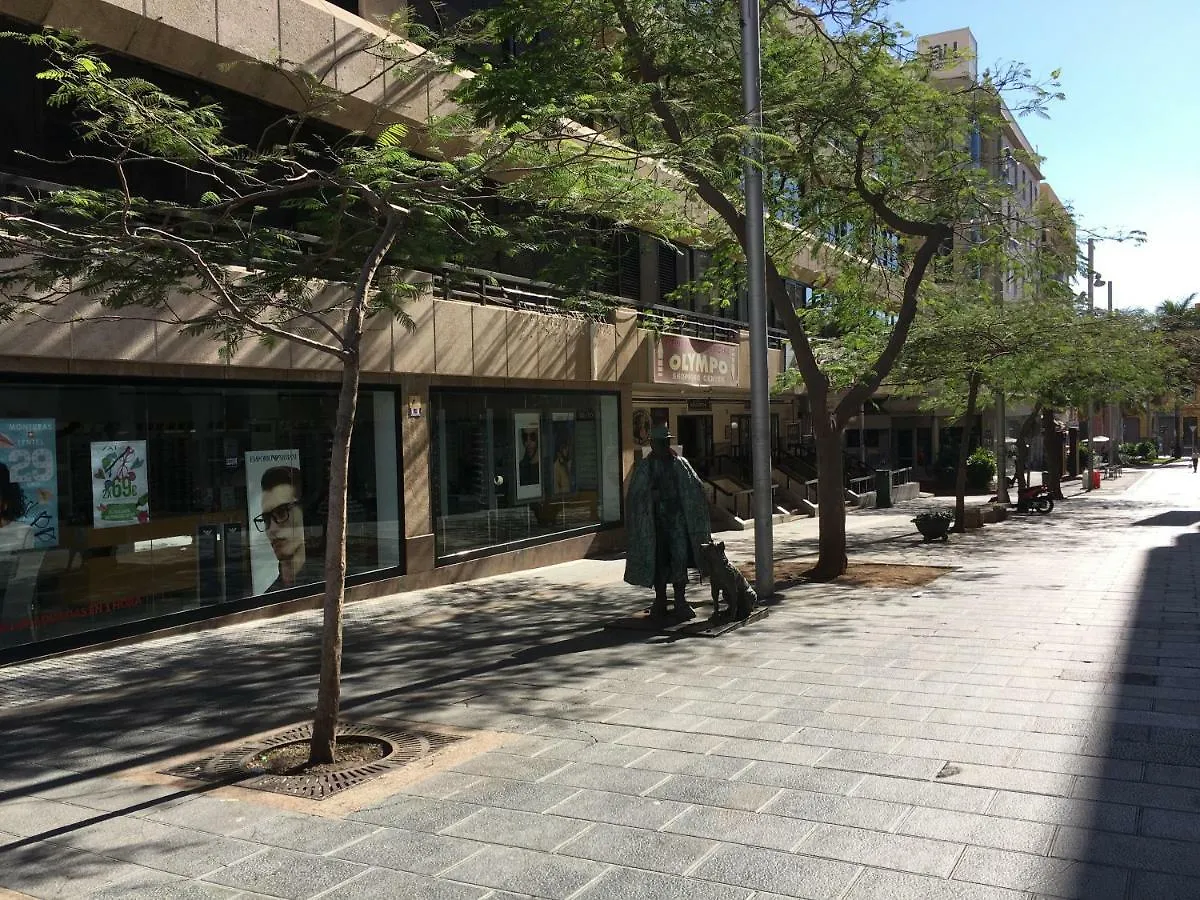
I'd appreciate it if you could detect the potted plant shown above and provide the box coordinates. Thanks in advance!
[965,446,997,492]
[913,509,953,542]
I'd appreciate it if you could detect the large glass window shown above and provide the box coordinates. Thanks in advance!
[431,390,621,561]
[0,380,402,653]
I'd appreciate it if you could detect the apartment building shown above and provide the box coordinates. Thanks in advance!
[0,0,805,659]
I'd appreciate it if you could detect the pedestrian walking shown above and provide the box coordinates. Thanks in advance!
[1192,449,1198,473]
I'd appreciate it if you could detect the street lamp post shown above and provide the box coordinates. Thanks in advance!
[739,0,773,598]
[1085,238,1095,491]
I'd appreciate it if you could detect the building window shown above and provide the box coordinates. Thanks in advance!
[431,390,621,561]
[0,380,403,654]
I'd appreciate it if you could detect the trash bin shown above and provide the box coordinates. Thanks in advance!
[1091,470,1101,490]
[875,469,893,508]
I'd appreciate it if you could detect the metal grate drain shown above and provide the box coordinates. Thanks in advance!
[161,721,463,800]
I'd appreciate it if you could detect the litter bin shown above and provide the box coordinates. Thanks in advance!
[1091,470,1101,490]
[875,469,893,508]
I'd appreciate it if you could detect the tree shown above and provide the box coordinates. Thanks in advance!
[1156,295,1200,457]
[450,0,1061,577]
[0,33,576,764]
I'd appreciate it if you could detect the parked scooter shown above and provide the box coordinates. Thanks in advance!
[993,483,1053,514]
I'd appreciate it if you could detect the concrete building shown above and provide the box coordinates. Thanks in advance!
[0,0,807,659]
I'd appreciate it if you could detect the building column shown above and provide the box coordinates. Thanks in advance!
[402,375,435,573]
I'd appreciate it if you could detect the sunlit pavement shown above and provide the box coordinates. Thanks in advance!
[2,464,1199,899]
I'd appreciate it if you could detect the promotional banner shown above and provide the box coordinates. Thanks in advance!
[90,440,149,529]
[513,412,542,501]
[245,449,317,595]
[550,412,576,496]
[0,419,58,549]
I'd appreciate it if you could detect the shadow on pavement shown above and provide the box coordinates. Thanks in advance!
[1067,526,1200,898]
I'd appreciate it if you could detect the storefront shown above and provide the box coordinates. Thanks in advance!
[0,377,403,655]
[430,388,622,562]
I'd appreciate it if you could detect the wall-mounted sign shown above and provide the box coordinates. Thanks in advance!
[90,440,149,529]
[652,335,739,388]
[687,399,713,412]
[407,396,424,419]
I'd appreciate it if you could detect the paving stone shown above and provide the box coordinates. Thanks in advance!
[330,827,484,875]
[737,761,863,795]
[348,796,480,832]
[557,821,713,874]
[623,748,749,779]
[571,866,749,900]
[761,788,908,831]
[222,811,377,855]
[850,773,995,813]
[54,815,259,877]
[613,727,728,753]
[934,762,1076,796]
[1128,870,1200,900]
[0,837,150,898]
[439,774,580,814]
[987,790,1138,833]
[815,748,946,780]
[543,788,689,829]
[443,807,590,852]
[845,867,1029,900]
[647,773,781,812]
[952,845,1128,899]
[0,796,99,838]
[440,844,606,898]
[320,868,489,899]
[85,871,241,899]
[450,752,569,782]
[541,761,668,795]
[689,843,860,899]
[664,804,815,851]
[1052,825,1200,878]
[201,848,366,898]
[898,806,1055,855]
[1141,807,1200,843]
[139,794,281,835]
[798,823,962,877]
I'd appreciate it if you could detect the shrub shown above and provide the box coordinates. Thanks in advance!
[965,446,996,491]
[1118,442,1139,457]
[1136,439,1157,459]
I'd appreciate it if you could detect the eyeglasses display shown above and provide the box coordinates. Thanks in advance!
[252,500,300,532]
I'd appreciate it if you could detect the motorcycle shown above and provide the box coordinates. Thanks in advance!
[995,483,1054,514]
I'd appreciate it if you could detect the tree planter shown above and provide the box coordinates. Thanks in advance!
[914,511,953,542]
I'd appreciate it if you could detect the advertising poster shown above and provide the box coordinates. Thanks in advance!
[0,419,58,549]
[550,412,576,496]
[513,412,542,501]
[90,440,149,529]
[245,449,318,595]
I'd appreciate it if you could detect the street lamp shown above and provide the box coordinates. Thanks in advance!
[1093,274,1118,466]
[739,0,773,597]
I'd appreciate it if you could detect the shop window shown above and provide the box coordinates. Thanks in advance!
[0,381,402,654]
[431,390,621,561]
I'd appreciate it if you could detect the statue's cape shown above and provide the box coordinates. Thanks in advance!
[623,453,712,587]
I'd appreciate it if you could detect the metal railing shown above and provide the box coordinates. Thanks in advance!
[890,467,913,487]
[704,480,777,520]
[848,475,873,495]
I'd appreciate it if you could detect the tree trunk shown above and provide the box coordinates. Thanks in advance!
[309,349,361,765]
[812,418,848,580]
[1042,408,1064,500]
[309,220,395,766]
[953,374,982,532]
[1014,406,1040,492]
[1174,399,1183,458]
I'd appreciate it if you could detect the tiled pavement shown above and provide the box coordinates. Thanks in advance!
[2,467,1200,898]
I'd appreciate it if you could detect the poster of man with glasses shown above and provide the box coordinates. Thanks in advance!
[245,449,321,594]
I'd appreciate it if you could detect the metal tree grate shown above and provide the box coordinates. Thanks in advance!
[161,721,463,800]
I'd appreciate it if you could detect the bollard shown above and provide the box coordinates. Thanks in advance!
[875,469,892,508]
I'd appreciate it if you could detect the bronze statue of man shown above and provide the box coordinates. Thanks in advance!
[624,424,712,618]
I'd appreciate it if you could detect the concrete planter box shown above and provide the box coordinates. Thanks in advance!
[963,506,986,529]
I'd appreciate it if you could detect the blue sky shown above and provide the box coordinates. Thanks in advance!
[888,0,1200,311]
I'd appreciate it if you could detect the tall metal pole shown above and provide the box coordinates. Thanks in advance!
[1107,280,1118,465]
[740,0,773,598]
[1085,238,1095,491]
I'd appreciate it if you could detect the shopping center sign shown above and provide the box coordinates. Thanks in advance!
[651,335,740,388]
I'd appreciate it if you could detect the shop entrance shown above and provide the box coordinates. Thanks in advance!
[677,414,714,477]
[732,414,780,458]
